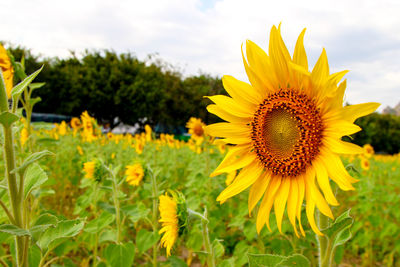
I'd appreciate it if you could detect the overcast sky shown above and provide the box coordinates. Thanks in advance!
[1,0,399,111]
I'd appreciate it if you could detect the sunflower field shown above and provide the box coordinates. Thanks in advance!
[1,26,400,267]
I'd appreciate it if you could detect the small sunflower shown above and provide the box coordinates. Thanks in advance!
[70,117,82,129]
[186,117,206,141]
[125,163,144,186]
[361,157,370,171]
[363,144,374,158]
[0,43,14,98]
[159,193,179,256]
[205,25,380,236]
[20,127,29,147]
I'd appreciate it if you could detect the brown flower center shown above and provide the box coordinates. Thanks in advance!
[251,90,324,177]
[193,124,204,137]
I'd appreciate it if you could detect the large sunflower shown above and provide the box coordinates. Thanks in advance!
[205,25,379,236]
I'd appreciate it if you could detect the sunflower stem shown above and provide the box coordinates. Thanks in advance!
[317,210,332,267]
[201,208,215,267]
[149,166,159,267]
[109,168,122,243]
[0,73,27,266]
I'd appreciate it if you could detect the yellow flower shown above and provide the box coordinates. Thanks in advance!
[70,117,82,129]
[125,163,144,186]
[20,127,29,147]
[135,141,144,154]
[363,144,374,158]
[360,157,370,171]
[83,161,96,179]
[58,121,67,136]
[145,124,152,142]
[159,193,179,257]
[205,25,380,236]
[111,153,116,159]
[0,43,14,98]
[186,117,205,140]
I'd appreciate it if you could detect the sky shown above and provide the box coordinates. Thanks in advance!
[1,0,399,111]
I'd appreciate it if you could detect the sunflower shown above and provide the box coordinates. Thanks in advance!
[186,117,206,141]
[70,117,82,129]
[360,157,370,171]
[363,144,374,158]
[125,163,144,186]
[159,193,179,256]
[20,127,29,147]
[83,161,96,179]
[205,25,380,236]
[0,43,14,98]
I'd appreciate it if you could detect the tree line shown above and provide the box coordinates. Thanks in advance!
[8,46,225,131]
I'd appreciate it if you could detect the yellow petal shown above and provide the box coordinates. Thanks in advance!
[207,104,250,124]
[287,178,299,237]
[241,44,270,95]
[304,168,333,219]
[305,192,323,236]
[206,95,254,118]
[222,75,264,105]
[313,158,339,206]
[311,48,329,86]
[296,176,306,236]
[222,136,252,145]
[256,176,282,233]
[341,102,380,123]
[274,178,291,233]
[204,122,250,138]
[324,120,361,138]
[245,40,278,92]
[213,153,257,176]
[324,137,364,154]
[269,26,290,86]
[248,171,271,214]
[210,144,252,177]
[293,28,308,70]
[320,148,357,190]
[217,162,263,203]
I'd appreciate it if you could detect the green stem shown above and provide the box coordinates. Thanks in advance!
[317,210,332,267]
[3,125,27,267]
[149,168,159,267]
[201,208,215,267]
[110,171,122,243]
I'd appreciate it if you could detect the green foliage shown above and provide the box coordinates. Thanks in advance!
[349,112,400,154]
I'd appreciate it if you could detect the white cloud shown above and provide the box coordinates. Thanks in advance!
[1,0,399,110]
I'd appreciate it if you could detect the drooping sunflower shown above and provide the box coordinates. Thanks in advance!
[125,163,144,186]
[0,43,14,98]
[159,193,179,256]
[205,25,380,236]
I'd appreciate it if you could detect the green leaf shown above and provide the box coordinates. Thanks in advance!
[29,97,41,107]
[247,253,310,267]
[136,229,159,253]
[29,82,46,91]
[212,239,225,258]
[121,203,150,223]
[217,258,235,267]
[0,224,31,236]
[0,112,19,127]
[104,242,135,267]
[11,65,44,100]
[30,213,58,241]
[28,245,41,267]
[322,209,354,248]
[24,163,48,199]
[37,219,84,252]
[11,150,54,175]
[167,256,188,267]
[84,212,115,234]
